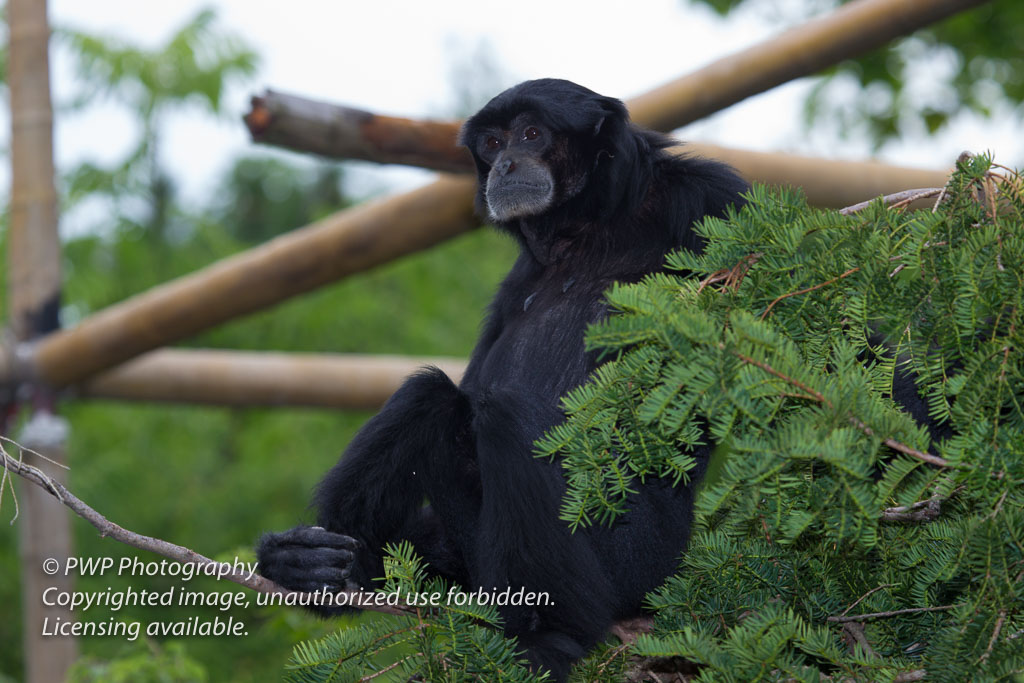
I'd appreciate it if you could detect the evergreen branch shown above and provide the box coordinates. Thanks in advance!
[889,188,944,210]
[760,267,860,319]
[849,417,952,469]
[928,153,976,212]
[348,624,424,666]
[543,168,1023,679]
[780,391,822,402]
[697,266,734,293]
[838,187,944,215]
[979,609,1007,665]
[594,643,632,679]
[358,653,420,681]
[827,604,955,623]
[731,351,827,404]
[990,489,1009,520]
[840,583,897,616]
[731,350,952,467]
[0,443,417,618]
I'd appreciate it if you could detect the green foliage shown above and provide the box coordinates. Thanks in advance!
[60,8,257,118]
[0,218,515,681]
[691,0,1024,150]
[56,8,259,239]
[213,156,349,244]
[67,641,206,683]
[282,159,1023,681]
[286,543,546,683]
[0,175,516,682]
[536,156,1024,679]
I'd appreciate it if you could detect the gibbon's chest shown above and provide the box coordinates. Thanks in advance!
[475,272,611,399]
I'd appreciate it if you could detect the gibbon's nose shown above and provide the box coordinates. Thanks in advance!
[496,158,517,176]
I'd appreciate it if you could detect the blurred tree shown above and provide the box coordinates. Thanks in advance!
[58,7,258,241]
[443,38,518,118]
[68,641,207,683]
[691,0,1022,148]
[212,156,348,244]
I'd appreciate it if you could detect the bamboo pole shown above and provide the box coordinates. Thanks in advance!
[79,349,467,410]
[243,93,949,209]
[627,0,990,132]
[22,175,477,388]
[11,0,980,391]
[8,1,61,338]
[683,142,949,208]
[6,0,78,680]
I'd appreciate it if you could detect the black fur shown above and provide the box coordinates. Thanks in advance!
[257,79,748,680]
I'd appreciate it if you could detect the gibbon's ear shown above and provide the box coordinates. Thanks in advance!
[586,96,651,218]
[591,96,638,162]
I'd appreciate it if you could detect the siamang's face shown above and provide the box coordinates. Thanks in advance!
[464,114,595,224]
[462,79,631,227]
[468,113,560,222]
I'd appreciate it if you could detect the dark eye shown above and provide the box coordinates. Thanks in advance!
[523,126,540,141]
[484,136,501,151]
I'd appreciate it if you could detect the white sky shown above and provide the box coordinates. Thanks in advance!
[36,0,1023,236]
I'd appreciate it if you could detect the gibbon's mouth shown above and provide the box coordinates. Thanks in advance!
[495,180,551,191]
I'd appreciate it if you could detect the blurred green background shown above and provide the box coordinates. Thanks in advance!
[0,10,516,681]
[2,1,1021,679]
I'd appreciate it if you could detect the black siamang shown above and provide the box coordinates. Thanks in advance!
[257,79,748,680]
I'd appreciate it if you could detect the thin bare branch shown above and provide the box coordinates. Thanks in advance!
[2,441,669,645]
[760,267,860,319]
[0,445,416,619]
[839,188,944,215]
[979,609,1008,664]
[358,653,421,682]
[850,416,953,468]
[827,604,955,623]
[841,583,898,616]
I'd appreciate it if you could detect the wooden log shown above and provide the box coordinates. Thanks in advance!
[245,91,469,173]
[6,0,77,680]
[241,93,950,209]
[13,0,981,390]
[627,0,990,132]
[26,174,478,388]
[78,349,467,411]
[683,142,949,208]
[244,0,980,189]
